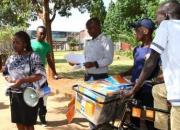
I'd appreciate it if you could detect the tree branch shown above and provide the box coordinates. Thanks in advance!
[50,8,56,23]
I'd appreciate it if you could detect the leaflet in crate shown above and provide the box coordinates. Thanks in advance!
[79,76,132,97]
[74,76,132,125]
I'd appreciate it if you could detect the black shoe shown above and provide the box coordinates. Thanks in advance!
[39,115,47,126]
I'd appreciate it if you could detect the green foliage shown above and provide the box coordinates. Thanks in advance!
[0,0,91,26]
[0,26,25,56]
[89,0,106,25]
[103,1,119,42]
[159,0,180,2]
[31,0,91,20]
[0,0,31,26]
[0,26,26,41]
[119,33,137,47]
[103,0,160,45]
[118,0,143,31]
[53,0,91,16]
[103,0,142,43]
[67,37,78,51]
[116,50,133,59]
[67,37,78,46]
[146,2,159,19]
[141,0,159,19]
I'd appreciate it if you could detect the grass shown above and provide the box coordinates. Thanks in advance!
[53,51,133,79]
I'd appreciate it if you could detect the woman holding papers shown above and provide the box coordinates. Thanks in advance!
[3,31,46,130]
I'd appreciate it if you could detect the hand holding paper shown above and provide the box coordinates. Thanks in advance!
[65,53,85,65]
[65,53,85,70]
[84,62,96,68]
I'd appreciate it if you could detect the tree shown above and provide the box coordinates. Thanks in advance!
[0,0,91,77]
[103,0,160,45]
[89,0,106,25]
[0,26,25,69]
[31,0,91,78]
[0,0,31,26]
[67,37,78,51]
[103,1,118,42]
[141,0,159,19]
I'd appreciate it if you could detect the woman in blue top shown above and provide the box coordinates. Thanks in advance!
[119,18,159,130]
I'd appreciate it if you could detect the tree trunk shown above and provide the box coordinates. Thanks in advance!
[43,0,55,79]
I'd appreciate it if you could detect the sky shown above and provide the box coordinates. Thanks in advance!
[28,0,115,32]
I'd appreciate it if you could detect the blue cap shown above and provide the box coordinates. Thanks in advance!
[130,18,156,30]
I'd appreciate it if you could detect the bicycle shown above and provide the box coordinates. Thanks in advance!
[72,81,170,130]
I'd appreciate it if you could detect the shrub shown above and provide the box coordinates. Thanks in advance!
[116,50,133,59]
[0,26,26,64]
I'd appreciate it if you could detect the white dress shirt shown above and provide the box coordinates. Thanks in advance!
[151,20,180,106]
[84,33,114,74]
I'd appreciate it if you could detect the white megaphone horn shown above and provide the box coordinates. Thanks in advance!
[23,86,51,107]
[23,87,39,107]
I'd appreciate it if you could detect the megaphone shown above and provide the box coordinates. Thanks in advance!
[23,86,51,107]
[23,87,39,107]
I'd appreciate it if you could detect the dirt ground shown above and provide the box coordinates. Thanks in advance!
[0,74,89,130]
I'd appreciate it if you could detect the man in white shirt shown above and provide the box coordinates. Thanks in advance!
[122,1,180,130]
[151,1,177,130]
[83,17,114,130]
[84,17,114,81]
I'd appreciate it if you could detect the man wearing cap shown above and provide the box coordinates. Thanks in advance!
[123,1,180,130]
[119,18,159,130]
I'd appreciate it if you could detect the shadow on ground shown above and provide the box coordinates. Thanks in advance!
[51,106,68,114]
[46,118,88,128]
[60,71,84,79]
[52,96,71,103]
[0,102,9,110]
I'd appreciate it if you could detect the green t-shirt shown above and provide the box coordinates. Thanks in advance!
[31,40,52,65]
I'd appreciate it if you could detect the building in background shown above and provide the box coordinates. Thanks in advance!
[27,29,80,51]
[27,28,92,51]
[79,29,91,48]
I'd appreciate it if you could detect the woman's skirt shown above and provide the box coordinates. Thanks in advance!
[10,92,38,125]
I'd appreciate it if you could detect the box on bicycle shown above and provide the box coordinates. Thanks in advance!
[73,76,132,126]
